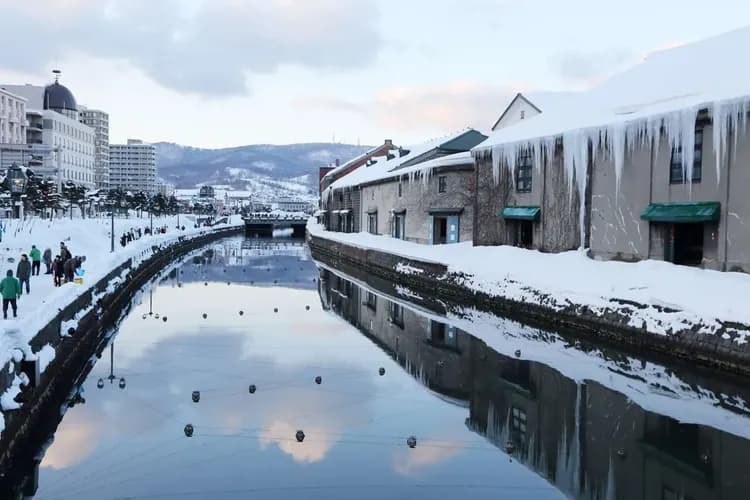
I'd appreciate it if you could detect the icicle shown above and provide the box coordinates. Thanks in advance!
[562,130,590,248]
[712,101,727,184]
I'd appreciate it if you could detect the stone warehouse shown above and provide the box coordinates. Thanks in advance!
[321,129,486,240]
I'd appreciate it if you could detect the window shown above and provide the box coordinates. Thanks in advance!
[438,176,447,193]
[520,110,525,119]
[389,302,404,328]
[511,407,527,443]
[393,213,405,239]
[367,212,377,234]
[670,129,703,183]
[398,183,402,197]
[365,291,377,311]
[515,150,532,193]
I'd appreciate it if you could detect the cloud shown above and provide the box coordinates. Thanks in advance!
[0,0,382,96]
[297,82,523,134]
[392,439,464,476]
[552,48,634,86]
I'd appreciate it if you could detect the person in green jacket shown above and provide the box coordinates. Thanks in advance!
[1,270,20,319]
[29,245,42,276]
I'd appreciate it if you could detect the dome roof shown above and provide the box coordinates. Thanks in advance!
[43,81,77,112]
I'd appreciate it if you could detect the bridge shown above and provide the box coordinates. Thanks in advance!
[243,212,308,237]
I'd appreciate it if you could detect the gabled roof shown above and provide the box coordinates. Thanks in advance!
[322,141,394,180]
[490,91,578,130]
[328,129,485,191]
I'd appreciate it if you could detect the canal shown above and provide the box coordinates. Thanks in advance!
[18,236,750,499]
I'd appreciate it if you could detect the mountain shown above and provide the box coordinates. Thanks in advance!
[154,142,371,200]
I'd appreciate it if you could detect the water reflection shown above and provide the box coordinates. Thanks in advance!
[317,266,750,500]
[28,237,560,500]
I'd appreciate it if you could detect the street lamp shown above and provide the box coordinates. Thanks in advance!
[6,163,27,218]
[96,341,126,390]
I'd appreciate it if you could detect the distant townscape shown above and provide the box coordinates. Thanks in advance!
[0,72,367,218]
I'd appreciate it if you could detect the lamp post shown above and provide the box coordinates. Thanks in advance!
[110,204,115,253]
[6,163,28,219]
[97,341,125,390]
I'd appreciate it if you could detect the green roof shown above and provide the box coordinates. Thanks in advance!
[640,202,720,222]
[500,206,541,221]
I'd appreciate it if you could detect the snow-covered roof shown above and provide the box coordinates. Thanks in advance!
[491,91,578,130]
[361,151,473,186]
[475,26,750,157]
[322,143,392,180]
[327,130,475,191]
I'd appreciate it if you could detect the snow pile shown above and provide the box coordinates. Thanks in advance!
[308,220,750,341]
[473,26,750,247]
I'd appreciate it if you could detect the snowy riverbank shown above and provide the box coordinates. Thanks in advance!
[307,220,750,346]
[0,214,242,428]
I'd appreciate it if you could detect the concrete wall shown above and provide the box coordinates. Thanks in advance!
[726,126,750,272]
[589,121,750,272]
[360,167,474,244]
[473,150,581,251]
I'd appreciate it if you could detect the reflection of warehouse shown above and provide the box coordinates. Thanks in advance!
[318,266,750,500]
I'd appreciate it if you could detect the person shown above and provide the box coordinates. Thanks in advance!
[29,245,42,276]
[52,256,64,287]
[16,254,31,295]
[43,247,53,274]
[60,242,72,261]
[0,270,20,319]
[64,256,81,283]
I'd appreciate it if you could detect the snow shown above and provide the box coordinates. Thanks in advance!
[0,214,242,373]
[326,130,476,192]
[474,26,750,246]
[1,372,29,411]
[308,220,750,341]
[321,144,390,180]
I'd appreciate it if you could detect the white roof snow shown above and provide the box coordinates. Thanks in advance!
[475,26,750,155]
[327,130,475,191]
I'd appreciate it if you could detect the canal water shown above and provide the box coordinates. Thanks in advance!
[23,236,750,499]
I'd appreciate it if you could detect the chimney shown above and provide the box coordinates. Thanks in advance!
[335,159,340,166]
[384,139,393,146]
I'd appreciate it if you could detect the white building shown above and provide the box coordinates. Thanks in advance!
[275,197,312,213]
[1,77,96,189]
[156,180,175,196]
[0,88,26,144]
[79,107,109,190]
[110,139,157,193]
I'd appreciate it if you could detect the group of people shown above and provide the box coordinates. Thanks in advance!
[1,242,83,319]
[119,225,169,248]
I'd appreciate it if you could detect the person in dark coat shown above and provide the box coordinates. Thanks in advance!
[63,257,75,283]
[16,254,31,295]
[43,247,53,274]
[60,242,72,261]
[52,256,64,287]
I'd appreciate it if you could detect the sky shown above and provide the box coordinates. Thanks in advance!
[0,0,748,149]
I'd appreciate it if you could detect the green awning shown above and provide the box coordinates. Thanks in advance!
[500,206,541,221]
[640,202,720,222]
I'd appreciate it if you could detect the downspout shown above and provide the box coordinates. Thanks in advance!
[472,154,478,246]
[648,132,655,258]
[722,120,734,271]
[539,147,547,251]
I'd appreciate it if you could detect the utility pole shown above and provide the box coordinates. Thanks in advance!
[110,208,115,252]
